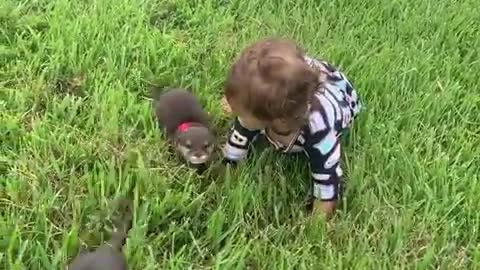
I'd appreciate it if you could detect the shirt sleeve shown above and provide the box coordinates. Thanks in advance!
[304,129,343,201]
[304,55,339,74]
[223,117,261,162]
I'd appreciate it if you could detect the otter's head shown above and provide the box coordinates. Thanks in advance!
[174,125,215,165]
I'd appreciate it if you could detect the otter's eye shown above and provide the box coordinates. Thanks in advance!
[185,140,192,149]
[203,141,210,148]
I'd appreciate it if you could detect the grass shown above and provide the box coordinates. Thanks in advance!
[1,0,479,269]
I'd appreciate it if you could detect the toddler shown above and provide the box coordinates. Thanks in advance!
[222,37,362,217]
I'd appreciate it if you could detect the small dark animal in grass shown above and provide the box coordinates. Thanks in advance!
[152,87,215,166]
[66,199,133,270]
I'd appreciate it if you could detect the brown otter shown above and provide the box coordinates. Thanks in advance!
[66,198,133,270]
[152,87,215,166]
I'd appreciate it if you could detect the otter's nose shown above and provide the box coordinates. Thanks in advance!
[189,152,208,165]
[194,152,207,159]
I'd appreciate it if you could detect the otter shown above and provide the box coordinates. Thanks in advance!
[152,87,215,166]
[67,198,133,270]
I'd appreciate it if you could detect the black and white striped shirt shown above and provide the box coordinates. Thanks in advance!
[223,56,362,201]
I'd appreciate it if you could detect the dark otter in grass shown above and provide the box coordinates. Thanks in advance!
[152,87,215,166]
[66,199,133,270]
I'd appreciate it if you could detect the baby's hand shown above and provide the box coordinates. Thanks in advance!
[312,199,336,219]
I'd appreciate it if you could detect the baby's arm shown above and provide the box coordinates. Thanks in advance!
[223,117,262,163]
[304,55,339,74]
[305,129,343,210]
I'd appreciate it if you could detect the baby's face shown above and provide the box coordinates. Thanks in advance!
[175,127,215,165]
[269,109,309,135]
[268,99,311,135]
[231,97,310,135]
[270,119,297,135]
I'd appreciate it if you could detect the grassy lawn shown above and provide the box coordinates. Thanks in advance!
[1,0,479,269]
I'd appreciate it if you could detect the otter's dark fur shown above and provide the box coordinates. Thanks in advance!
[152,87,215,165]
[66,199,133,270]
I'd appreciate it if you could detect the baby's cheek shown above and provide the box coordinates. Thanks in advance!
[271,119,301,134]
[291,118,308,130]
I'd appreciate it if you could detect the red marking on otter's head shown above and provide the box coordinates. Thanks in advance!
[177,122,192,133]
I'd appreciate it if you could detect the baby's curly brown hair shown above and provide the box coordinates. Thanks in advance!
[224,37,320,123]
